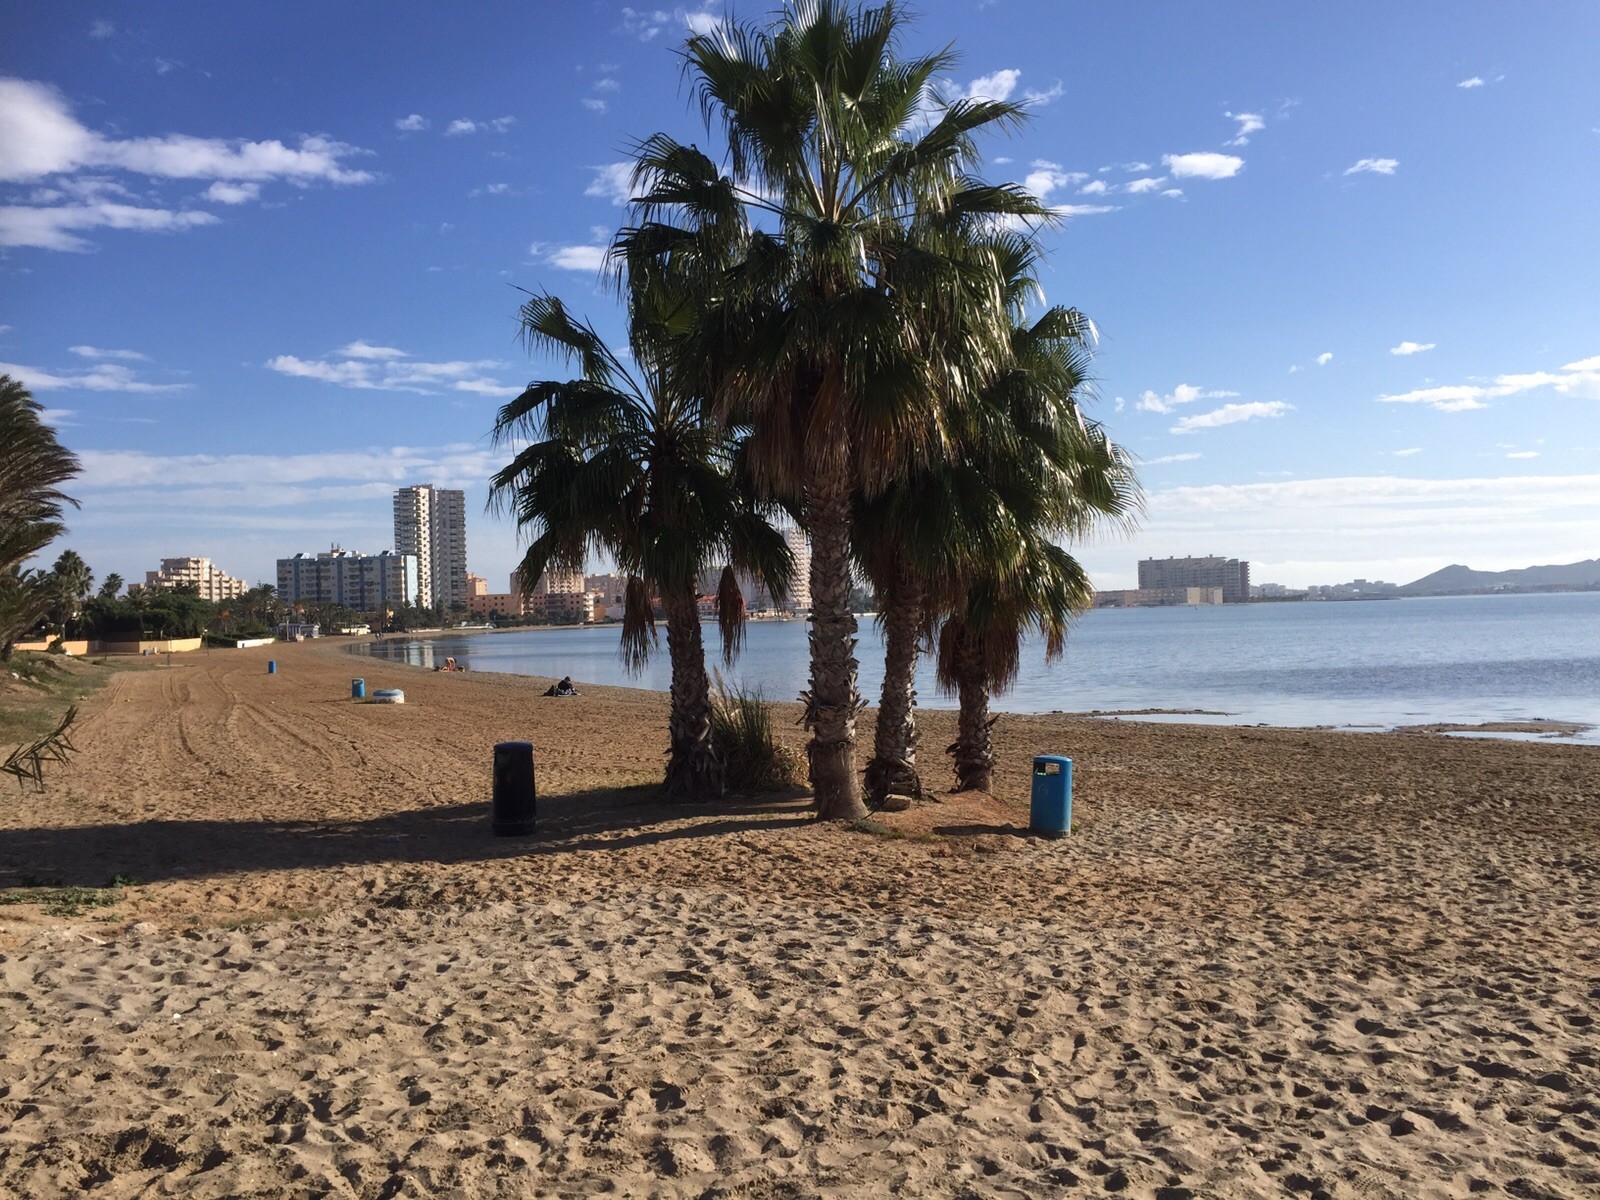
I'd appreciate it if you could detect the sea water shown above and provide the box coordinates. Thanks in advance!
[360,591,1600,743]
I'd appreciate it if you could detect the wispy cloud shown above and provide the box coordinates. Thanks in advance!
[582,98,609,114]
[69,345,149,362]
[1136,383,1239,415]
[394,114,430,132]
[585,162,636,205]
[0,358,188,393]
[1224,111,1264,146]
[1146,452,1203,464]
[1457,77,1485,89]
[203,181,260,205]
[1390,341,1435,356]
[1171,400,1292,434]
[0,76,375,249]
[1378,353,1600,412]
[1391,447,1423,457]
[89,20,115,39]
[1506,450,1540,459]
[444,116,515,137]
[620,4,720,41]
[1163,152,1243,180]
[265,343,515,396]
[1344,157,1399,176]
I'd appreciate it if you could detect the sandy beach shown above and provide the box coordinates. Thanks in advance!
[2,641,1597,1198]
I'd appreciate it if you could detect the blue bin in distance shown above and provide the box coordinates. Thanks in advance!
[352,677,366,700]
[267,660,277,675]
[1030,755,1073,838]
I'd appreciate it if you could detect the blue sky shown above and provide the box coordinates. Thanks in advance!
[3,1,1597,593]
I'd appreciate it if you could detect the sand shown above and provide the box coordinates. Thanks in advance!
[1,640,1597,1199]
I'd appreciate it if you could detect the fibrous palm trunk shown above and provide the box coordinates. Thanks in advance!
[661,582,725,800]
[947,625,995,792]
[802,456,866,821]
[865,559,924,806]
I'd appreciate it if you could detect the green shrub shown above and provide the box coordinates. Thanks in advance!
[711,678,803,793]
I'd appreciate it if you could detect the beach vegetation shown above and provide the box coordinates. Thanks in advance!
[711,678,805,792]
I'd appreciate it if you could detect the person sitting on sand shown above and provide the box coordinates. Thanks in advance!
[544,676,579,697]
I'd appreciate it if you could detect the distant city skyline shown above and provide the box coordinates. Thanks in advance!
[3,3,1597,591]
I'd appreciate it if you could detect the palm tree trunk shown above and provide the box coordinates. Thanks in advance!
[802,456,866,821]
[948,626,995,792]
[865,558,923,806]
[661,582,724,800]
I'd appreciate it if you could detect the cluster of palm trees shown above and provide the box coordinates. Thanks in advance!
[492,1,1139,819]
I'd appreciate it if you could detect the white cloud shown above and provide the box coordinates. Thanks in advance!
[0,76,375,248]
[1316,352,1334,366]
[395,114,431,132]
[453,379,524,397]
[0,202,219,251]
[89,20,115,39]
[1344,157,1399,176]
[1391,447,1423,457]
[1506,450,1540,459]
[266,344,512,395]
[621,6,718,40]
[1123,176,1166,194]
[1160,189,1184,200]
[684,9,722,35]
[582,98,609,114]
[962,70,1021,103]
[445,119,479,136]
[1288,365,1303,374]
[593,77,621,94]
[585,162,636,205]
[1079,179,1109,196]
[547,245,608,272]
[1136,383,1239,414]
[69,345,149,361]
[1023,83,1064,106]
[203,180,260,205]
[0,359,187,393]
[1225,111,1264,146]
[1389,341,1435,356]
[1146,452,1202,464]
[337,341,408,360]
[1457,77,1485,89]
[1051,204,1119,218]
[1377,355,1600,411]
[1170,400,1292,434]
[1163,152,1243,180]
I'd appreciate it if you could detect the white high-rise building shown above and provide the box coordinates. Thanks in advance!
[782,525,812,614]
[143,556,249,602]
[393,485,468,611]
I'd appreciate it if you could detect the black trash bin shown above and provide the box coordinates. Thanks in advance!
[491,740,537,836]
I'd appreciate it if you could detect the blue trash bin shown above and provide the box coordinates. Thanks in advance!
[352,677,366,700]
[267,660,277,675]
[1030,754,1072,838]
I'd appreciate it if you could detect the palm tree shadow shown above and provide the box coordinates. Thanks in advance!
[0,785,815,889]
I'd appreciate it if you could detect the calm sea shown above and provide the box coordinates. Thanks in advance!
[358,592,1600,743]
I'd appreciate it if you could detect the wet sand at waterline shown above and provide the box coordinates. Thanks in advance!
[2,642,1597,1199]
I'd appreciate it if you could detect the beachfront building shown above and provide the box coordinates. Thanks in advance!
[1138,555,1251,604]
[393,484,468,612]
[142,556,249,602]
[782,525,812,614]
[277,548,418,612]
[1093,586,1225,609]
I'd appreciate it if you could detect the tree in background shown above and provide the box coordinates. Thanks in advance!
[0,375,80,660]
[98,572,123,601]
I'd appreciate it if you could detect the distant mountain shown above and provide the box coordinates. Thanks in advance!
[1400,558,1600,595]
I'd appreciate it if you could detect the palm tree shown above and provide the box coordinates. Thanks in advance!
[98,572,123,601]
[49,548,92,632]
[490,287,791,799]
[0,376,80,659]
[624,0,1045,819]
[929,318,1140,792]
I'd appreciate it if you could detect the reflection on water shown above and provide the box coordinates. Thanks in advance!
[359,592,1600,742]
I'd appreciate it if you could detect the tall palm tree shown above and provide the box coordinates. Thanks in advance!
[98,572,124,601]
[0,376,80,660]
[624,0,1045,819]
[490,287,791,799]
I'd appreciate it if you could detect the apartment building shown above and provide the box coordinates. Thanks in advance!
[1137,555,1251,604]
[277,548,418,612]
[143,556,249,602]
[393,485,468,611]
